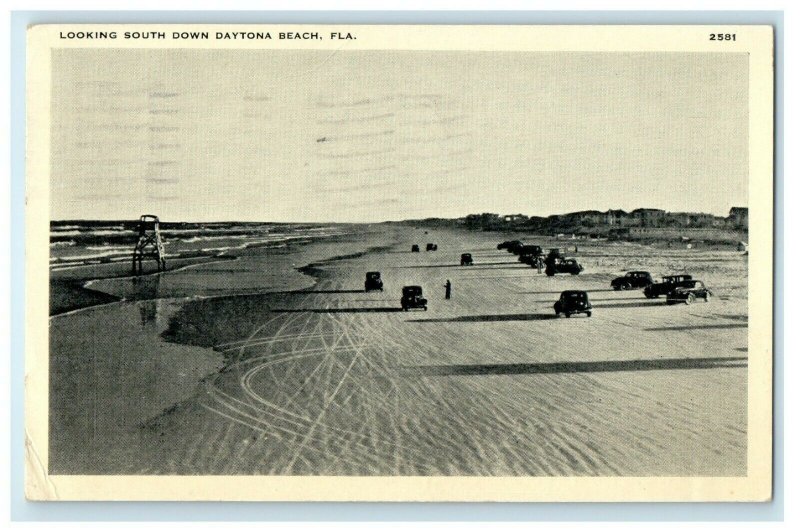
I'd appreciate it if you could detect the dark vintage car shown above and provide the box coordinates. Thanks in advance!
[611,271,654,291]
[411,244,420,252]
[643,274,694,298]
[666,280,712,305]
[401,285,428,311]
[554,290,593,318]
[365,271,383,292]
[498,240,522,251]
[460,253,474,266]
[517,245,543,263]
[545,257,583,276]
[523,255,545,269]
[507,241,525,254]
[426,243,438,251]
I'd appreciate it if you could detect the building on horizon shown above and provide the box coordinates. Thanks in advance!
[727,207,749,229]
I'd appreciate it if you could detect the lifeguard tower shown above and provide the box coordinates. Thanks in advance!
[132,214,166,275]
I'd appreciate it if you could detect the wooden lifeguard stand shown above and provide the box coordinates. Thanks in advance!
[132,214,166,275]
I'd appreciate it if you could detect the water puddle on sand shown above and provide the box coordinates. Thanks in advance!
[48,299,224,474]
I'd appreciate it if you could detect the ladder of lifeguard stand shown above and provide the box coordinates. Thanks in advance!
[132,214,166,275]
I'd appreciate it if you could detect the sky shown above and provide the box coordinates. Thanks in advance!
[50,49,748,222]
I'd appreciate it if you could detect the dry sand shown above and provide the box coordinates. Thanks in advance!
[49,225,747,476]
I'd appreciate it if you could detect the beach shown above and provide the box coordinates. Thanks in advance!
[48,224,748,476]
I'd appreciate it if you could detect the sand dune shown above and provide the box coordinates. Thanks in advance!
[49,226,747,476]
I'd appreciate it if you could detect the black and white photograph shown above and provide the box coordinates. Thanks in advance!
[24,24,774,501]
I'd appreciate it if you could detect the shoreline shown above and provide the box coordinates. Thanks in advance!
[50,254,240,316]
[48,231,357,316]
[49,227,402,317]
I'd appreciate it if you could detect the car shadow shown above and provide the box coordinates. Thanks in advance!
[591,301,668,309]
[300,289,366,294]
[401,356,748,377]
[407,313,558,323]
[468,265,533,270]
[519,289,617,295]
[710,314,748,322]
[645,324,748,331]
[396,263,527,269]
[588,297,647,302]
[271,307,402,313]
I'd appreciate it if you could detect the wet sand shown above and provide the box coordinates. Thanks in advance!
[49,225,748,476]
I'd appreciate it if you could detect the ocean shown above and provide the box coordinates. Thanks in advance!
[49,221,347,270]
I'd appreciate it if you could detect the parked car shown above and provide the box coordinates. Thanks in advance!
[545,257,583,276]
[522,255,545,269]
[517,245,543,263]
[426,243,437,251]
[498,240,521,250]
[365,271,383,292]
[611,271,654,291]
[460,253,474,266]
[666,280,712,305]
[411,244,420,252]
[643,274,694,298]
[554,290,593,317]
[401,286,428,311]
[507,241,525,254]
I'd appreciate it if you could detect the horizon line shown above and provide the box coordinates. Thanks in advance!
[50,206,746,225]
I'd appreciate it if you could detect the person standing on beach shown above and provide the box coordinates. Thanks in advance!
[444,279,452,299]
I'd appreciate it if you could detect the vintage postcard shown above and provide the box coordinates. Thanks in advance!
[25,24,774,501]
